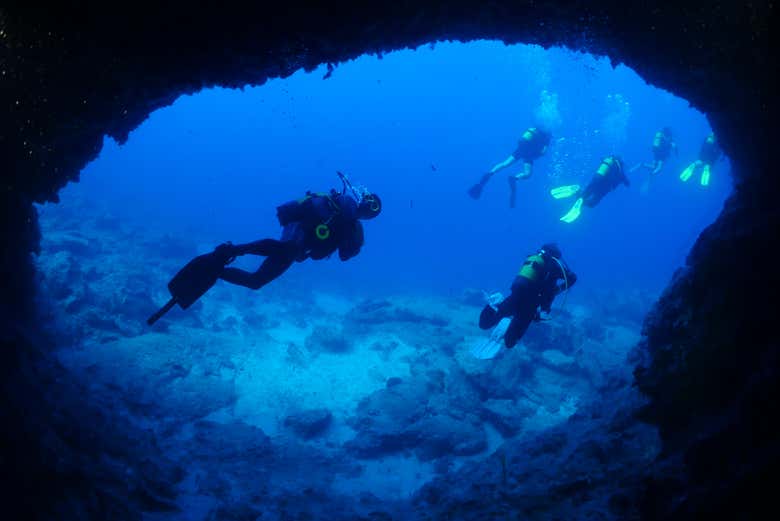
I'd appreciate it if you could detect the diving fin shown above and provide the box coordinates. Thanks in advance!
[550,184,581,199]
[471,317,511,360]
[468,173,492,200]
[680,162,696,182]
[701,164,711,186]
[147,247,235,325]
[560,197,584,223]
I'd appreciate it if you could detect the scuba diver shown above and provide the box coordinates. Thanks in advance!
[147,172,381,325]
[550,155,630,223]
[476,243,576,354]
[218,173,381,290]
[467,126,552,208]
[680,133,722,187]
[631,127,678,177]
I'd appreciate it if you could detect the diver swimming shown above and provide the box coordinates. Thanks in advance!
[630,127,677,192]
[467,126,552,208]
[680,133,721,187]
[147,172,381,325]
[472,243,577,359]
[551,155,630,223]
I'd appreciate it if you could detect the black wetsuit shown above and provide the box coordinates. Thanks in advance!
[581,157,629,208]
[699,137,722,165]
[513,128,550,162]
[220,191,364,290]
[479,253,577,348]
[652,132,674,161]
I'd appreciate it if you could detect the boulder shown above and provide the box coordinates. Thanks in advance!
[284,409,333,439]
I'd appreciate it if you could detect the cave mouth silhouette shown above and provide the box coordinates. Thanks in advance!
[2,0,772,515]
[30,40,735,518]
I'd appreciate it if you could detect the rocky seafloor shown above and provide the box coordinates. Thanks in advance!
[33,196,659,520]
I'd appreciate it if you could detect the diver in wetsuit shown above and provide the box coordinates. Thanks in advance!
[217,174,381,290]
[632,127,677,177]
[468,126,552,208]
[550,155,630,223]
[680,133,722,187]
[479,243,577,348]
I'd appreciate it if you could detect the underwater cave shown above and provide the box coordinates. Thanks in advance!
[0,3,775,521]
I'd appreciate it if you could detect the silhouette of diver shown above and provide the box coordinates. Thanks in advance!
[219,174,381,290]
[479,243,577,348]
[147,172,380,325]
[550,155,630,223]
[468,126,552,208]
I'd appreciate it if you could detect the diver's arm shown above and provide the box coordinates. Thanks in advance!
[539,289,555,313]
[552,267,577,296]
[338,220,364,261]
[489,155,517,174]
[563,270,577,290]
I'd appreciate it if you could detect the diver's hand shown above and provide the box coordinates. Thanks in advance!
[483,291,504,310]
[215,242,238,260]
[538,310,552,321]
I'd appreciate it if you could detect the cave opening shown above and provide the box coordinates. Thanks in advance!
[32,41,733,518]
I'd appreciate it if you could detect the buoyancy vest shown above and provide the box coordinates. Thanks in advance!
[276,191,343,240]
[522,127,539,142]
[596,156,623,177]
[518,253,547,281]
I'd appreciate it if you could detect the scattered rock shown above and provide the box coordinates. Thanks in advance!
[284,409,333,439]
[305,325,352,353]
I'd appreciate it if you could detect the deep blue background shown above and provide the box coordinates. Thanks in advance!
[62,41,730,300]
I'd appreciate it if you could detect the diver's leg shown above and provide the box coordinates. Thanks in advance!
[479,305,500,329]
[503,311,534,348]
[220,254,295,290]
[520,162,533,179]
[701,163,711,186]
[507,162,533,208]
[233,239,292,257]
[651,160,664,176]
[479,290,519,329]
[583,189,604,208]
[641,166,657,195]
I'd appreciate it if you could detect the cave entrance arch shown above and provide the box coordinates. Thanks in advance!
[31,40,734,519]
[2,0,771,517]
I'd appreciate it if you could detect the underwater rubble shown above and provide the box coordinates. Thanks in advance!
[28,200,660,519]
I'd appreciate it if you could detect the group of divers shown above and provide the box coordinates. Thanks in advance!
[468,126,722,222]
[148,129,723,357]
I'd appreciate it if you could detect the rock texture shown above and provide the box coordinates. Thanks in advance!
[0,2,775,520]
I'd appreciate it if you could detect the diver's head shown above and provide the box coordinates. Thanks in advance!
[357,193,382,220]
[662,127,673,137]
[537,127,553,145]
[539,242,562,260]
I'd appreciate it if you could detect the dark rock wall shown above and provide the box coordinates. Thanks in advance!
[0,1,775,519]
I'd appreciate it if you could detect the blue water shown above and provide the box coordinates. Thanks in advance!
[36,41,732,517]
[64,41,729,302]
